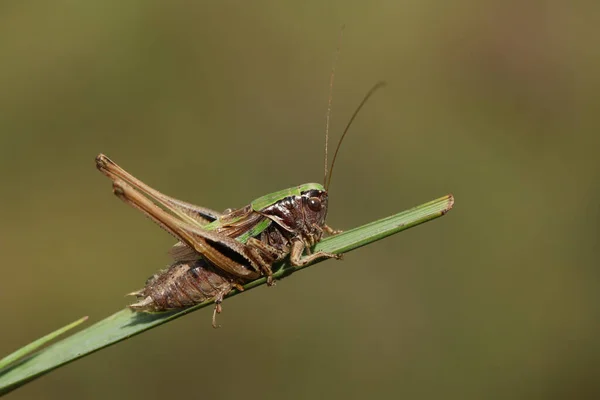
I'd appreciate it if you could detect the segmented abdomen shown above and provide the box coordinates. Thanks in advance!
[129,259,235,312]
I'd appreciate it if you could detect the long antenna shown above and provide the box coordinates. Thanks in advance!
[324,25,345,187]
[325,81,387,191]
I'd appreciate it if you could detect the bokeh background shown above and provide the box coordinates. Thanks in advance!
[1,1,599,399]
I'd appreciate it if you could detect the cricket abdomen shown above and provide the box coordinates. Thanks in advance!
[129,259,235,312]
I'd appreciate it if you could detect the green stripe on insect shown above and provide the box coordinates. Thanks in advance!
[251,183,325,211]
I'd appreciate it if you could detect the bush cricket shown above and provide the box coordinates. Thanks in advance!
[97,60,385,327]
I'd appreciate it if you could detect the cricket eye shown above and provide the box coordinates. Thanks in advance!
[307,197,322,212]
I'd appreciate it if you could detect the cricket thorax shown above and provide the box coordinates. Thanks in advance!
[260,188,329,246]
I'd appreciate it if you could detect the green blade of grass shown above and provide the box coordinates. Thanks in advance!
[0,194,454,395]
[0,316,88,371]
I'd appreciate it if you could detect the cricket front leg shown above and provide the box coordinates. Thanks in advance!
[289,239,342,268]
[323,225,343,235]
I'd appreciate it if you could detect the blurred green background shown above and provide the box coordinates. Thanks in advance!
[1,1,598,399]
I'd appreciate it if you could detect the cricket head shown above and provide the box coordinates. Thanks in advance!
[260,183,329,246]
[298,184,330,245]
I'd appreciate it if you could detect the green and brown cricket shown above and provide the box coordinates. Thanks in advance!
[97,79,385,327]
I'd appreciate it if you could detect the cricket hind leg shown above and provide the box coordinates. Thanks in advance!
[96,154,221,225]
[212,299,223,329]
[211,285,233,329]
